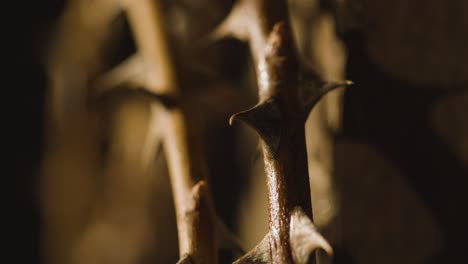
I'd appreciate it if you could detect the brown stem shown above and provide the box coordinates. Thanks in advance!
[222,0,347,263]
[232,22,314,264]
[125,0,217,263]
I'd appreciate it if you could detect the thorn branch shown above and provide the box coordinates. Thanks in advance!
[222,0,345,263]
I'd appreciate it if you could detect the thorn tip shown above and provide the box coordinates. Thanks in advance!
[229,114,236,126]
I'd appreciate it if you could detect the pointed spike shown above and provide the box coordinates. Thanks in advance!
[229,107,259,127]
[228,111,243,126]
[290,207,333,263]
[233,233,271,264]
[229,109,252,126]
[299,63,352,108]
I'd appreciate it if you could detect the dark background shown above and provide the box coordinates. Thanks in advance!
[7,2,64,263]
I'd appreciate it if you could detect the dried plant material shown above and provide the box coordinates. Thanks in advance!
[220,1,350,262]
[33,0,468,263]
[118,0,240,262]
[300,79,352,116]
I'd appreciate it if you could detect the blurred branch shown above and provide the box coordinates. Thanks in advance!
[122,0,239,263]
[46,0,242,263]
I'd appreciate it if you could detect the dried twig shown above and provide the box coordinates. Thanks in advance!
[215,0,351,263]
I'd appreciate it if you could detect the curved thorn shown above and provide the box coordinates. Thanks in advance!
[290,207,333,264]
[134,89,176,108]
